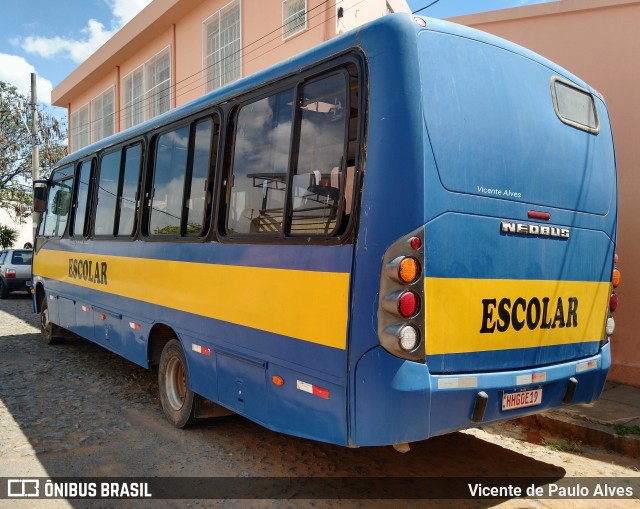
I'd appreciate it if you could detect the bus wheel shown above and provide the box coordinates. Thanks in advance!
[158,339,196,428]
[40,299,61,345]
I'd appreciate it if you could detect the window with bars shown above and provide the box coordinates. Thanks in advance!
[91,87,115,143]
[121,67,144,130]
[203,0,241,93]
[282,0,306,39]
[70,104,90,152]
[146,49,171,118]
[121,48,171,131]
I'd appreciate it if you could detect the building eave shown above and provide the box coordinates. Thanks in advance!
[448,0,640,26]
[51,0,202,106]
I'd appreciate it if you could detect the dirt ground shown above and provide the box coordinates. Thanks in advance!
[1,293,638,509]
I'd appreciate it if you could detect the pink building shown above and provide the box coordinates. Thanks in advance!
[451,0,639,386]
[52,0,409,152]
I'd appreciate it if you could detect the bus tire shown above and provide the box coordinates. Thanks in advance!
[40,299,62,345]
[158,339,196,428]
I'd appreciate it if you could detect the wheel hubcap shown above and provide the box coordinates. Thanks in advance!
[165,356,187,411]
[41,308,51,335]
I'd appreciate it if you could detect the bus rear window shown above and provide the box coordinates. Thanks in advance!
[552,77,599,134]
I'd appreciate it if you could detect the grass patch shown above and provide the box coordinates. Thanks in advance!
[541,440,582,454]
[614,424,640,436]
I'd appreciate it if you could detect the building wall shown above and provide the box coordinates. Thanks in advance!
[0,208,33,249]
[451,0,640,386]
[55,0,408,150]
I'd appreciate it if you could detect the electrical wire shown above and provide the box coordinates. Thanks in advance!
[68,0,369,138]
[412,0,441,15]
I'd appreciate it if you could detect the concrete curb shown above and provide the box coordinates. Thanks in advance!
[518,413,640,457]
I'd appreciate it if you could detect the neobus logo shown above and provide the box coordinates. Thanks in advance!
[501,221,570,239]
[68,258,108,285]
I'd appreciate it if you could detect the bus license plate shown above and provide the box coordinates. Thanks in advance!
[502,388,542,411]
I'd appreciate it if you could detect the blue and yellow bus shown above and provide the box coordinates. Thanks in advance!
[32,13,619,448]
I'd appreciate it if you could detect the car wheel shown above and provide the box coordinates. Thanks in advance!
[0,279,9,299]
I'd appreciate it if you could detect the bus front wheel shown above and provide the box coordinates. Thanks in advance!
[158,339,196,428]
[40,299,62,345]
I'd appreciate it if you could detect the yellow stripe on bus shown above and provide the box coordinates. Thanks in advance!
[33,250,350,350]
[424,277,610,355]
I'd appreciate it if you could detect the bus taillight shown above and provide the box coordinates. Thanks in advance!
[386,256,421,284]
[377,227,426,362]
[606,253,620,337]
[399,291,419,317]
[612,268,621,288]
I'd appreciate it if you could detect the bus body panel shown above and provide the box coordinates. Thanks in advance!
[419,28,615,217]
[353,342,610,446]
[33,239,353,445]
[424,214,613,373]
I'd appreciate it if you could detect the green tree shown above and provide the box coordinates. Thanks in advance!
[0,81,67,222]
[0,224,18,249]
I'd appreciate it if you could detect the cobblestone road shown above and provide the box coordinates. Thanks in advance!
[1,294,639,509]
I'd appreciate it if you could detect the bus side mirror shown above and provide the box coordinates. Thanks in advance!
[33,181,48,213]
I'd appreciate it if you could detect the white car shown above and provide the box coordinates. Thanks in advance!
[0,249,33,298]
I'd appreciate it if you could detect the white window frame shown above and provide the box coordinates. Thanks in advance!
[121,64,144,130]
[70,103,90,152]
[120,47,172,130]
[202,0,242,93]
[145,47,172,119]
[91,86,115,143]
[282,0,307,40]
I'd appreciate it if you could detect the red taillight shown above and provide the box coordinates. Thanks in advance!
[398,291,419,317]
[5,269,16,279]
[409,237,422,250]
[528,210,551,221]
[610,293,618,312]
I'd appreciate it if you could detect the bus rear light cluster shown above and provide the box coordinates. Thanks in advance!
[607,253,620,337]
[378,227,426,362]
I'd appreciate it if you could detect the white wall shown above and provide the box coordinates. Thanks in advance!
[0,207,34,248]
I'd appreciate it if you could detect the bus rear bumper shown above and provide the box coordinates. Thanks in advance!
[352,342,610,447]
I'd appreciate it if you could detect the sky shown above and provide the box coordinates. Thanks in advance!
[0,0,557,108]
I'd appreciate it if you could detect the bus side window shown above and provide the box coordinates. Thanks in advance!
[184,116,218,237]
[72,159,95,238]
[39,166,74,238]
[227,90,294,235]
[117,144,142,237]
[94,149,121,236]
[290,73,348,235]
[149,126,190,236]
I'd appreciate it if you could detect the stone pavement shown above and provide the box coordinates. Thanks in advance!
[519,382,640,457]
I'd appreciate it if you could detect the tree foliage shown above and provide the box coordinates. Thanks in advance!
[0,81,67,222]
[0,224,18,249]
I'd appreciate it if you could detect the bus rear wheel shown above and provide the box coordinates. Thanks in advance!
[158,339,196,428]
